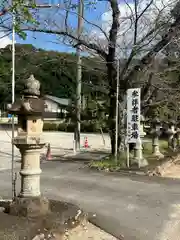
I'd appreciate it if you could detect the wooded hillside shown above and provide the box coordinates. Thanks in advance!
[0,44,107,108]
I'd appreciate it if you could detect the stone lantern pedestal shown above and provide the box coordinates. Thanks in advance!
[8,74,49,217]
[18,144,44,197]
[151,117,164,158]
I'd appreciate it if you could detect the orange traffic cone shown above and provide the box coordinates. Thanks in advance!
[46,143,52,160]
[84,137,89,148]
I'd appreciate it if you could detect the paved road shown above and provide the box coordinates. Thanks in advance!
[0,130,110,170]
[1,161,180,240]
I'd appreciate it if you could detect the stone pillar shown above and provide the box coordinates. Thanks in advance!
[133,140,148,167]
[19,146,43,197]
[176,129,180,147]
[133,116,148,167]
[134,140,142,161]
[140,115,146,139]
[175,122,180,147]
[166,120,176,150]
[151,117,164,158]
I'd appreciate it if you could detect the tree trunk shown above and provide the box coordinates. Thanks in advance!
[107,63,117,155]
[106,0,120,156]
[109,103,116,155]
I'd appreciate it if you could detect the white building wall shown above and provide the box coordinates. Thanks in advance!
[44,99,67,113]
[45,99,60,112]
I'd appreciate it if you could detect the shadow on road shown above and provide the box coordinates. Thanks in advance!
[48,149,109,163]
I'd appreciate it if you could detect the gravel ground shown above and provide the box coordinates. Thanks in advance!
[33,222,118,240]
[162,164,180,178]
[64,222,118,240]
[0,199,117,240]
[0,130,111,170]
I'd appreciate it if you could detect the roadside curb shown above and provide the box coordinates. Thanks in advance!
[88,213,125,240]
[86,165,147,176]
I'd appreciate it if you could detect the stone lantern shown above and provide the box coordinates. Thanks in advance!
[150,117,163,158]
[166,120,176,149]
[9,74,45,199]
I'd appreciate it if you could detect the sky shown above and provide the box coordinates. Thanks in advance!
[101,0,175,58]
[0,0,176,53]
[0,0,109,52]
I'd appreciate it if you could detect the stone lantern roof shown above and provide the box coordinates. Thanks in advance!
[24,74,40,97]
[9,74,45,115]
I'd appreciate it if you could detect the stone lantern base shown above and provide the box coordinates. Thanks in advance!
[1,199,87,239]
[133,157,148,168]
[9,196,50,218]
[152,136,164,159]
[152,149,164,159]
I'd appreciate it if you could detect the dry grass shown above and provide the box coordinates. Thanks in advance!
[32,221,117,240]
[63,221,117,240]
[89,139,170,170]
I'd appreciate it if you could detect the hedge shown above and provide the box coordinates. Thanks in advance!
[43,121,109,133]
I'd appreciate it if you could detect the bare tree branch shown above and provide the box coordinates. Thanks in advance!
[0,8,8,17]
[123,11,180,90]
[21,27,107,59]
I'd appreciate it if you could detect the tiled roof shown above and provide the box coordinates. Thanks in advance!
[45,95,71,106]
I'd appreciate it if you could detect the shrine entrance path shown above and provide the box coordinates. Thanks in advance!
[0,160,180,240]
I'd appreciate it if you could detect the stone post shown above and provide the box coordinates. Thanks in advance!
[176,122,180,147]
[150,117,163,158]
[19,146,43,197]
[140,115,146,139]
[9,75,49,217]
[176,130,180,147]
[166,120,176,150]
[133,115,148,167]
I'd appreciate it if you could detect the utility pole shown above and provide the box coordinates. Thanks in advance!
[74,0,83,151]
[11,9,15,199]
[115,59,120,162]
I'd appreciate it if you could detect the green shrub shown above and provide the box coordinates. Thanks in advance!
[43,122,58,131]
[57,122,68,131]
[66,123,75,132]
[43,121,108,133]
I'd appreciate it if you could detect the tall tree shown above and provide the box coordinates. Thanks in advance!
[2,0,180,155]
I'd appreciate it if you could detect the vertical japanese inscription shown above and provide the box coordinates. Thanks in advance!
[127,88,141,143]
